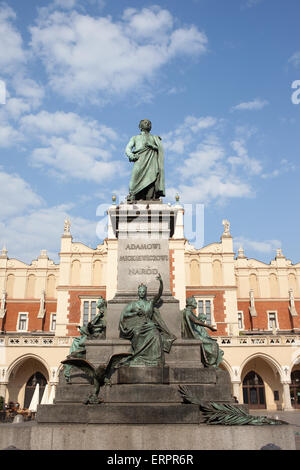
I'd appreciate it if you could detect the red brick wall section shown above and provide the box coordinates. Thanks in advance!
[1,302,57,332]
[237,300,300,331]
[169,249,175,296]
[185,289,227,336]
[67,289,106,336]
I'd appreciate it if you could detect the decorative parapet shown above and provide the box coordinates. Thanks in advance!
[217,335,300,346]
[2,335,73,347]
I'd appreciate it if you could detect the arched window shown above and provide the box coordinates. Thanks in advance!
[242,371,266,409]
[46,275,56,298]
[213,260,223,286]
[269,273,279,298]
[288,273,299,297]
[93,260,102,286]
[190,260,200,286]
[71,260,80,286]
[26,274,36,299]
[6,274,15,298]
[290,370,300,409]
[249,274,259,298]
[24,372,47,409]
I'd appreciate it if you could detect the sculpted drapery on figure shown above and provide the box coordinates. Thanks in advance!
[126,119,165,201]
[181,296,224,368]
[119,274,176,366]
[64,297,106,382]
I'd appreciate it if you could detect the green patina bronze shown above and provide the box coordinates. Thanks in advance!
[63,297,107,383]
[181,296,224,368]
[126,119,165,201]
[119,274,176,366]
[178,386,288,426]
[62,353,131,404]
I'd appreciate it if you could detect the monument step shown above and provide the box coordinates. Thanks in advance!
[55,381,232,405]
[36,403,201,424]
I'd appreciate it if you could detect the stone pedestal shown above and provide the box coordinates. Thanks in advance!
[106,201,181,340]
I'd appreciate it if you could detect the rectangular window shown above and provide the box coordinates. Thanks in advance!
[268,312,278,330]
[83,301,90,326]
[197,299,214,325]
[205,300,212,325]
[238,311,244,330]
[50,314,56,331]
[18,313,28,331]
[81,299,102,325]
[198,300,204,315]
[91,301,96,321]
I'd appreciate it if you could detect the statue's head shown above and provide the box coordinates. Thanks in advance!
[139,119,152,132]
[186,296,197,309]
[138,283,147,299]
[96,296,107,309]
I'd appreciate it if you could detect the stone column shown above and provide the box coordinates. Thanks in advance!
[0,382,7,400]
[232,381,241,402]
[48,383,57,404]
[282,382,293,410]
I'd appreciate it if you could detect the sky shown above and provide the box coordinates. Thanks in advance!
[0,0,300,264]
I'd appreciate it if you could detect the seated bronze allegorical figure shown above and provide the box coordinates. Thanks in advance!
[63,296,106,382]
[181,296,224,368]
[119,274,176,367]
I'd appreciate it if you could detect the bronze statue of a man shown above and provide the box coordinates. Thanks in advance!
[126,119,165,202]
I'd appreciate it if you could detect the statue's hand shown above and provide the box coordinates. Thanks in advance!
[146,143,158,151]
[156,273,162,281]
[137,308,145,317]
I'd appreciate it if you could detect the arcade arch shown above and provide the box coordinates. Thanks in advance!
[240,354,283,410]
[6,355,50,407]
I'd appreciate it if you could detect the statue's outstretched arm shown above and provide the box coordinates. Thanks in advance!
[152,274,163,306]
[191,316,217,332]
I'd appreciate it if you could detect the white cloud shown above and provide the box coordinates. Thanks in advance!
[181,135,225,178]
[241,0,263,9]
[288,51,300,68]
[234,236,281,255]
[0,168,42,218]
[0,4,26,74]
[169,174,252,205]
[229,139,263,175]
[0,203,101,264]
[163,115,217,154]
[20,110,122,182]
[29,7,208,101]
[0,123,23,147]
[162,115,260,205]
[231,98,269,111]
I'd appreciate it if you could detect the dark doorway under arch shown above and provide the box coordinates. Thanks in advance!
[24,372,47,409]
[290,370,300,409]
[242,371,266,409]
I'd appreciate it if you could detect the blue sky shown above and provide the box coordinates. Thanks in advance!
[0,0,299,264]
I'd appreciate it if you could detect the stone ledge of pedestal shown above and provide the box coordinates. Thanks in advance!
[36,403,201,425]
[0,422,295,450]
[108,292,178,303]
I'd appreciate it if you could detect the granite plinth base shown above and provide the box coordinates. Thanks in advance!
[0,422,295,450]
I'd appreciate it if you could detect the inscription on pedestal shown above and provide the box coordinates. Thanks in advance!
[117,238,171,294]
